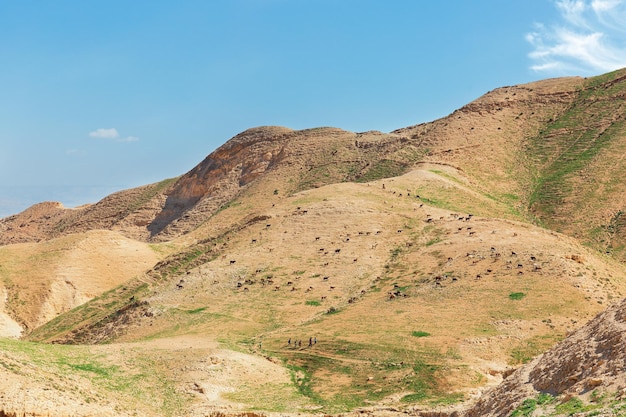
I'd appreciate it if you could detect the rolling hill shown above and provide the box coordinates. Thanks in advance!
[2,68,626,416]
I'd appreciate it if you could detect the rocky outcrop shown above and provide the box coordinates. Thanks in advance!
[462,298,626,417]
[147,126,291,240]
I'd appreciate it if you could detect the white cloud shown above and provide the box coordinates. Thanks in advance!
[88,128,139,143]
[592,0,622,13]
[89,128,119,139]
[556,0,590,28]
[527,0,626,74]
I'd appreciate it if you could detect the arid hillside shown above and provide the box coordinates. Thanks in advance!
[0,229,162,335]
[0,127,421,244]
[6,70,626,259]
[2,69,626,416]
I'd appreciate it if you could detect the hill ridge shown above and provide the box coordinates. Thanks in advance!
[2,69,626,415]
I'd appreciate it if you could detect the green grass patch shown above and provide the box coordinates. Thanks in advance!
[501,193,520,201]
[185,307,208,314]
[509,292,526,300]
[285,363,322,403]
[418,195,453,210]
[411,331,431,338]
[510,393,554,417]
[510,398,537,417]
[555,397,597,415]
[355,160,408,183]
[215,200,243,214]
[390,246,404,261]
[401,392,428,403]
[537,392,555,405]
[274,340,452,412]
[306,300,321,306]
[428,169,462,184]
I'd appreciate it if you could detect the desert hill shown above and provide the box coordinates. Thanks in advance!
[6,70,626,259]
[0,126,418,244]
[2,69,626,416]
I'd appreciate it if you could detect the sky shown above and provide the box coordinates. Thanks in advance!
[2,0,626,217]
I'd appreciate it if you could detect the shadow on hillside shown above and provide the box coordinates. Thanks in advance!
[147,194,201,238]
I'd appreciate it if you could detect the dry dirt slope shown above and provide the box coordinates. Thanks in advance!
[0,229,161,334]
[3,69,626,416]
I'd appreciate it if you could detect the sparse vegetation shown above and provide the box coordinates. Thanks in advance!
[355,160,408,183]
[510,398,537,417]
[509,292,526,300]
[5,69,626,416]
[555,397,594,415]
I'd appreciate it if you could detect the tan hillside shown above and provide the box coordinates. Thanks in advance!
[2,69,626,416]
[5,70,626,259]
[0,229,161,333]
[19,166,626,415]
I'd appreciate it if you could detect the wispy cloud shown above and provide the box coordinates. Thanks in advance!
[88,128,139,143]
[89,128,119,139]
[527,0,626,74]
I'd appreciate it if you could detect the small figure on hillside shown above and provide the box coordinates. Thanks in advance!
[288,338,291,346]
[314,337,317,345]
[308,337,313,347]
[298,340,302,348]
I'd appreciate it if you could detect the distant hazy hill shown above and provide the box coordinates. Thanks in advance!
[0,185,121,218]
[1,69,626,416]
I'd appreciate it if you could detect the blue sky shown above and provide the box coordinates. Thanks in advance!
[2,0,626,217]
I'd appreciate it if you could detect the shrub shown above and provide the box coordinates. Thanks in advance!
[510,398,536,417]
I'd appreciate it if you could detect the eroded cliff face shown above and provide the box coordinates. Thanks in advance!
[147,126,292,240]
[0,127,295,244]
